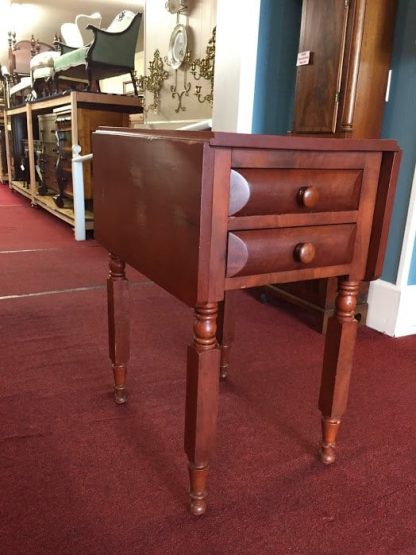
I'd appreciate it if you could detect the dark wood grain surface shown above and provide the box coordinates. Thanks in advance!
[92,129,400,515]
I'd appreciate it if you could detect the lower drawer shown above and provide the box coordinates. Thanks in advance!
[226,224,356,278]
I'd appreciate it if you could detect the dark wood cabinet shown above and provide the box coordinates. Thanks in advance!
[293,0,349,135]
[271,0,398,332]
[293,0,397,138]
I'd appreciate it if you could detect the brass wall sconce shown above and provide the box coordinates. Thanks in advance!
[168,49,192,113]
[190,27,216,105]
[137,50,169,113]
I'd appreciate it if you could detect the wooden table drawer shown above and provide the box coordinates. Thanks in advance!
[229,168,362,216]
[226,224,356,278]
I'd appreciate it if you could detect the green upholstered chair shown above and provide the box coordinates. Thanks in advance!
[30,13,102,98]
[53,10,142,94]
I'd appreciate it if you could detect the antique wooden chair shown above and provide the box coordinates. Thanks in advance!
[30,13,102,98]
[6,33,57,104]
[7,34,36,105]
[53,10,142,94]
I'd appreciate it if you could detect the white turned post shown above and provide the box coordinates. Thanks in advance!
[71,144,92,241]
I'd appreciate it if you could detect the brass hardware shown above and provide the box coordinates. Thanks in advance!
[297,186,320,208]
[171,81,191,113]
[294,242,316,264]
[169,49,192,113]
[189,27,216,105]
[130,69,143,98]
[137,50,169,113]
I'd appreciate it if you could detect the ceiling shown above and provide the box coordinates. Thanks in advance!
[1,0,145,67]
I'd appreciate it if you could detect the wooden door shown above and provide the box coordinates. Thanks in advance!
[292,0,350,134]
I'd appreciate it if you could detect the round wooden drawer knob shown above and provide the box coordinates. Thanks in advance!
[294,242,316,264]
[297,186,320,208]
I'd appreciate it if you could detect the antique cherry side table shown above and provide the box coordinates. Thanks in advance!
[92,130,400,515]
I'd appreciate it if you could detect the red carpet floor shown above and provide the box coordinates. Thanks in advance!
[1,182,415,553]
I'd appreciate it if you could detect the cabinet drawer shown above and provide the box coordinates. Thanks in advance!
[226,224,356,278]
[229,168,362,216]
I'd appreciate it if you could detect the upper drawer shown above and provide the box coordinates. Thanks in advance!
[229,168,362,216]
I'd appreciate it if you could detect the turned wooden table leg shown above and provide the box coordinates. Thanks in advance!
[107,254,130,405]
[217,291,236,380]
[318,279,359,464]
[184,302,220,515]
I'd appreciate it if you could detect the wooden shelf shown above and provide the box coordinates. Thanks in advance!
[10,180,93,230]
[4,92,143,239]
[10,180,32,200]
[34,193,94,230]
[6,91,142,117]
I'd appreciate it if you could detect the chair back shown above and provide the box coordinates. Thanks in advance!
[106,10,137,33]
[8,35,53,77]
[9,39,33,75]
[61,12,102,48]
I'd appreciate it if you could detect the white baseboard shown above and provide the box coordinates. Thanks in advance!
[367,279,416,337]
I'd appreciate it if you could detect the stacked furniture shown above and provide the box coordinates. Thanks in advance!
[6,33,57,106]
[4,10,142,104]
[53,10,141,94]
[30,12,102,98]
[4,91,142,238]
[2,9,143,238]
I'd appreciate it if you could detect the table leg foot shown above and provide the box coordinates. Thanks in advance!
[112,362,128,404]
[188,464,208,516]
[107,254,130,405]
[318,280,359,465]
[319,417,341,464]
[114,386,128,404]
[184,302,220,516]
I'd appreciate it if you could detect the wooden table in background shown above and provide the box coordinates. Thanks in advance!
[92,130,400,515]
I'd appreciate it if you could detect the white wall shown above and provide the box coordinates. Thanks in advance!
[142,0,216,126]
[100,51,144,95]
[367,164,416,337]
[212,0,261,132]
